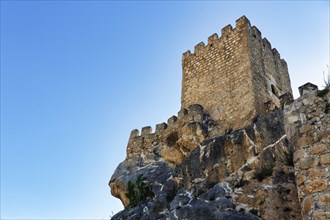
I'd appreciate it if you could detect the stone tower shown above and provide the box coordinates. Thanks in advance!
[181,16,292,133]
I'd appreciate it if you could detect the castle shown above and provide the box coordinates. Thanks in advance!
[126,16,294,159]
[110,16,329,220]
[182,16,292,132]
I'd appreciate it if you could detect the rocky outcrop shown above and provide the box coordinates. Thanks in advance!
[109,106,305,219]
[109,85,329,220]
[175,110,301,220]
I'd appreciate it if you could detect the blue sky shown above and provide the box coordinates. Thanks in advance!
[1,1,329,219]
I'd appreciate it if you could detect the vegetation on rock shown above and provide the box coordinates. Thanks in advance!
[323,65,329,89]
[125,174,154,208]
[316,89,329,98]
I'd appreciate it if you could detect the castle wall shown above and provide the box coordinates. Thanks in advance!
[181,16,256,133]
[249,26,292,115]
[181,16,293,133]
[285,85,330,220]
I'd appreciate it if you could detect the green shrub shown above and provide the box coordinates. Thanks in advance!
[317,89,329,98]
[323,65,330,89]
[125,174,154,208]
[317,66,330,97]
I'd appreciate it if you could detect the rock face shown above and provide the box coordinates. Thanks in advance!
[110,88,329,220]
[110,107,303,219]
[108,16,330,220]
[175,110,301,220]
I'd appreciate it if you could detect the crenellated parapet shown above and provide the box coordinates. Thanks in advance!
[182,16,289,63]
[251,25,288,67]
[182,16,252,64]
[126,104,212,160]
[251,26,286,65]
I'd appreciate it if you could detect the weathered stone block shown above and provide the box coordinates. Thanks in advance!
[299,156,318,170]
[312,211,330,220]
[310,143,328,155]
[141,126,152,136]
[293,149,306,163]
[302,98,310,105]
[308,168,326,179]
[288,115,299,124]
[130,129,140,139]
[297,136,315,148]
[315,130,330,142]
[305,180,328,194]
[167,116,178,126]
[178,108,188,117]
[188,104,204,115]
[299,124,315,133]
[320,153,330,165]
[156,122,167,133]
[302,196,313,213]
[296,174,307,186]
[319,193,330,207]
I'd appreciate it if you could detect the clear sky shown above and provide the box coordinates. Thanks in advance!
[1,1,329,219]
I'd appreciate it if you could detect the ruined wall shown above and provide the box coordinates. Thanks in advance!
[126,104,214,162]
[285,84,330,220]
[181,16,292,133]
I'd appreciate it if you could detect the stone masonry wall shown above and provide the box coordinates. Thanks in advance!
[285,84,330,220]
[181,16,292,134]
[249,26,292,114]
[181,16,255,133]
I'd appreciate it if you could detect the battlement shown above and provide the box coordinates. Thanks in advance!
[126,104,210,159]
[182,16,253,62]
[181,15,292,133]
[183,16,286,67]
[128,104,205,142]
